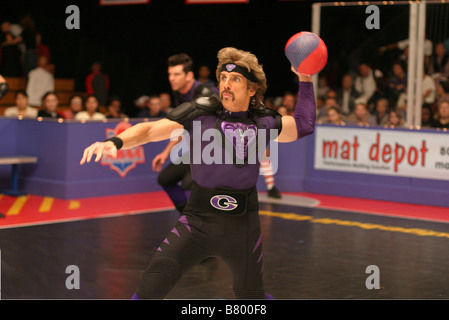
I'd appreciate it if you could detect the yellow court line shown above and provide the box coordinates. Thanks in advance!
[39,197,54,213]
[7,195,29,216]
[68,200,80,210]
[258,210,449,239]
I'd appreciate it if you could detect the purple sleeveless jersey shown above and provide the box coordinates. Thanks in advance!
[182,81,315,190]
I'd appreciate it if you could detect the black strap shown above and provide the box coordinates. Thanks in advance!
[104,136,123,150]
[187,182,257,216]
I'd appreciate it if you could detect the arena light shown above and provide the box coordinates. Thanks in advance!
[317,0,447,5]
[99,0,150,5]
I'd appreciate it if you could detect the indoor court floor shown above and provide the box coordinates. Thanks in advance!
[0,191,448,300]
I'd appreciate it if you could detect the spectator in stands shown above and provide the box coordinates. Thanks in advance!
[325,106,344,125]
[128,95,150,118]
[61,94,84,119]
[421,105,434,128]
[373,98,389,126]
[277,105,288,116]
[37,91,63,119]
[395,91,408,121]
[378,37,433,60]
[317,94,339,121]
[336,74,359,116]
[389,61,407,104]
[315,95,324,116]
[317,75,330,99]
[386,109,404,128]
[354,62,377,103]
[264,96,275,110]
[105,96,127,119]
[0,74,8,100]
[35,33,53,73]
[431,98,449,129]
[138,94,167,118]
[85,61,109,107]
[346,98,376,127]
[75,95,106,121]
[367,75,391,113]
[19,14,39,77]
[159,92,173,114]
[326,89,337,99]
[436,79,449,107]
[279,91,296,116]
[422,69,436,110]
[428,42,449,78]
[444,37,449,53]
[197,65,216,86]
[26,55,54,106]
[0,21,22,77]
[4,91,37,118]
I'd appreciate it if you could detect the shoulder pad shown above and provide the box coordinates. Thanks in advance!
[248,104,283,133]
[249,105,281,118]
[193,83,218,99]
[193,94,221,111]
[167,95,221,130]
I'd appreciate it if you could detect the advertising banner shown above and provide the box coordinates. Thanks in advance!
[314,126,449,181]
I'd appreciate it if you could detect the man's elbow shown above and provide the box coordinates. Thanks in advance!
[298,123,315,139]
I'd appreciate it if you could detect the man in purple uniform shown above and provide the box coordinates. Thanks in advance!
[80,47,316,299]
[153,53,220,213]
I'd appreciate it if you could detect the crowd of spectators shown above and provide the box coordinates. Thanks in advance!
[265,37,449,130]
[0,14,171,122]
[1,13,449,130]
[0,14,222,122]
[0,39,216,122]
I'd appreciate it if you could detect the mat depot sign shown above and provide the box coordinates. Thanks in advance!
[314,126,449,181]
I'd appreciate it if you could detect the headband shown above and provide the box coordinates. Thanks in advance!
[220,63,258,83]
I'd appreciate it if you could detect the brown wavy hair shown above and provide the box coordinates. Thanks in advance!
[216,47,267,108]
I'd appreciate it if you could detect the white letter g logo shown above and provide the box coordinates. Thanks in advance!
[210,195,238,211]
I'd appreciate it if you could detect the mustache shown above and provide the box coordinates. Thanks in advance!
[221,90,235,100]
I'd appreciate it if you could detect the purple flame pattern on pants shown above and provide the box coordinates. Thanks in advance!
[252,234,264,274]
[157,215,192,252]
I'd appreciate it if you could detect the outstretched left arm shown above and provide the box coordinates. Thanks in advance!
[277,71,316,143]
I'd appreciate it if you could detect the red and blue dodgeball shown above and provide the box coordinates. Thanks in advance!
[285,31,328,75]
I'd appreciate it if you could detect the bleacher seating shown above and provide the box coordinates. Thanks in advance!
[0,77,84,116]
